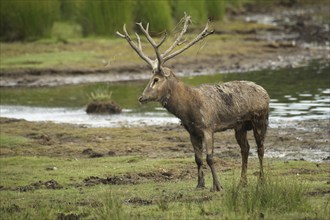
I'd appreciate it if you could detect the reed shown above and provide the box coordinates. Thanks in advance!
[134,0,172,34]
[0,1,60,41]
[206,0,227,21]
[78,0,133,37]
[172,0,207,23]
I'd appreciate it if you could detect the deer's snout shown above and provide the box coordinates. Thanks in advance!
[138,95,148,104]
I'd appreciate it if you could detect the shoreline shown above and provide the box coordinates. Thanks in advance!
[0,45,329,87]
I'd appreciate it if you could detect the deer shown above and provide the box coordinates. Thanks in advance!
[116,14,270,191]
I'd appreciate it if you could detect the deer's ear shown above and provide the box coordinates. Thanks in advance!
[162,68,171,77]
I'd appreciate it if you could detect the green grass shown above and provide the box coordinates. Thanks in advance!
[0,156,329,219]
[0,134,32,148]
[0,119,329,219]
[0,51,95,69]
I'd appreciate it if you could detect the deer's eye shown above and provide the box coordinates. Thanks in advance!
[151,78,159,86]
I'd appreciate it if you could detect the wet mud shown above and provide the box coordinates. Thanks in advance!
[83,169,194,187]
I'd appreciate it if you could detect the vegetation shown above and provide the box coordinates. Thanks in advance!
[0,0,60,41]
[0,0,242,41]
[78,0,133,37]
[0,118,329,219]
[88,86,113,102]
[135,0,172,34]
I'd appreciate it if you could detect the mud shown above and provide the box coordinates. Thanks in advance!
[4,179,64,192]
[82,148,104,158]
[126,197,153,206]
[86,101,122,114]
[83,169,195,187]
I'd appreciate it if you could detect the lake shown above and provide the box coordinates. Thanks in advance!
[0,60,329,127]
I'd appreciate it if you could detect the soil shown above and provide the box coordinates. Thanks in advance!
[0,2,329,87]
[85,101,122,114]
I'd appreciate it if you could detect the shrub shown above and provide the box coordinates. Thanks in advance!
[0,0,60,41]
[206,0,227,21]
[78,0,133,37]
[134,0,172,35]
[172,0,207,24]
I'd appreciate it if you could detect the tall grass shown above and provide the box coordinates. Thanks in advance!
[134,0,172,35]
[0,0,60,41]
[1,0,321,41]
[78,0,133,37]
[223,177,309,216]
[206,0,227,21]
[172,0,207,23]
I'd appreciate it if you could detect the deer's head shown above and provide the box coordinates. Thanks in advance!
[116,14,214,104]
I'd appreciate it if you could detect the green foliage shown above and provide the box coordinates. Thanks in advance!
[88,86,113,102]
[59,0,79,21]
[0,0,230,41]
[78,0,133,37]
[172,0,207,23]
[0,0,60,41]
[135,0,172,34]
[206,0,227,21]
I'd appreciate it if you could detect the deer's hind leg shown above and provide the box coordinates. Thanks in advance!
[235,123,250,186]
[252,113,268,182]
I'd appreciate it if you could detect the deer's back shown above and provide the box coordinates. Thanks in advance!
[196,81,269,130]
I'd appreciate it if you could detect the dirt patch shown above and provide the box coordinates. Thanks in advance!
[82,148,103,158]
[13,179,63,192]
[86,101,122,114]
[84,175,138,186]
[57,213,82,220]
[83,169,194,187]
[306,190,330,197]
[126,197,153,206]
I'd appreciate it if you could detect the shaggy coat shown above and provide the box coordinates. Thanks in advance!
[139,68,270,191]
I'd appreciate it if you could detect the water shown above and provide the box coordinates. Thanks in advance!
[0,60,329,127]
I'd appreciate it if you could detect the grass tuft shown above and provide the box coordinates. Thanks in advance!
[87,85,113,102]
[223,176,310,216]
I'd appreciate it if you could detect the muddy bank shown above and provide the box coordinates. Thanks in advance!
[0,117,329,162]
[1,40,328,88]
[0,2,329,87]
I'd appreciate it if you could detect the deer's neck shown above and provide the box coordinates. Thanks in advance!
[162,78,198,122]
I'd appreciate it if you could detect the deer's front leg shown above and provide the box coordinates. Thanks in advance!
[190,135,205,189]
[203,131,222,192]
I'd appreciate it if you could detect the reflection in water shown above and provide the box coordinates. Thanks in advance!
[0,60,329,124]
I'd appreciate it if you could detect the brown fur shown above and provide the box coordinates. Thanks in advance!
[139,68,270,191]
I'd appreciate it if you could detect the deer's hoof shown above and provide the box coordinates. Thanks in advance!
[210,184,223,192]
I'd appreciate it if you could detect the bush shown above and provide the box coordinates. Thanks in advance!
[79,0,133,37]
[206,0,227,21]
[0,0,60,41]
[134,0,172,35]
[172,0,207,24]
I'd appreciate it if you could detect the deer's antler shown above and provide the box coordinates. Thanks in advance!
[116,14,214,74]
